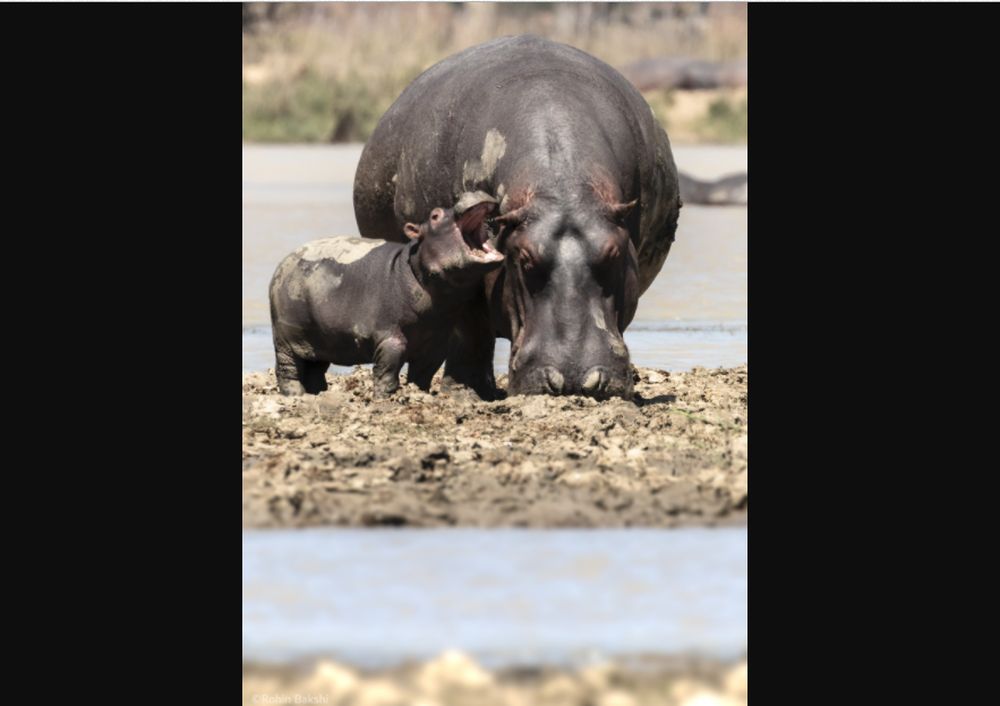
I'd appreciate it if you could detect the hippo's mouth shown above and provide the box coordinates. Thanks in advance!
[455,203,503,262]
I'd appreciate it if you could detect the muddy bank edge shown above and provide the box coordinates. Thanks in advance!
[243,650,747,706]
[243,365,748,528]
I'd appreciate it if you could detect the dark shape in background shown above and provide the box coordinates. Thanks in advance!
[622,57,748,92]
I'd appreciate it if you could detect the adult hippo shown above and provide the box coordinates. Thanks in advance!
[353,35,681,399]
[680,172,748,205]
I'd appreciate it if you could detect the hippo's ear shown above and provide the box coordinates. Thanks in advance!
[493,204,529,227]
[608,198,639,223]
[404,222,423,241]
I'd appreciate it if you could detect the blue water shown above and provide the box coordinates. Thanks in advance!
[243,528,747,668]
[242,320,747,375]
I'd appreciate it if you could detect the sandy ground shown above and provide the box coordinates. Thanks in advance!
[243,365,747,528]
[243,651,747,706]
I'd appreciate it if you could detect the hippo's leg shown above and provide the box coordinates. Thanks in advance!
[301,361,330,395]
[407,352,446,392]
[441,293,498,401]
[372,335,406,397]
[274,341,307,396]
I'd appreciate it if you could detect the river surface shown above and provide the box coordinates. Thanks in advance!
[243,527,747,668]
[242,144,747,374]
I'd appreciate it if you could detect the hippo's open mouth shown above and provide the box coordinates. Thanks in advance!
[456,203,503,262]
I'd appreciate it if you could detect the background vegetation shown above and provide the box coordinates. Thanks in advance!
[243,2,747,145]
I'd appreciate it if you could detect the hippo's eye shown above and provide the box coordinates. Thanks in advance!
[596,241,621,267]
[519,250,547,294]
[591,240,623,285]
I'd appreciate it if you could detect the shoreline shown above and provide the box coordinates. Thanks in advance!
[243,650,747,706]
[243,365,748,529]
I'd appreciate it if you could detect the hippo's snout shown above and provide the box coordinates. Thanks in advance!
[541,367,565,395]
[510,361,633,400]
[581,366,610,395]
[578,365,632,399]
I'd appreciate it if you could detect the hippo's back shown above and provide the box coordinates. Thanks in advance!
[269,236,399,345]
[353,35,679,293]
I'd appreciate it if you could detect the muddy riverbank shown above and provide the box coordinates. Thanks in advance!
[242,365,747,528]
[243,651,747,706]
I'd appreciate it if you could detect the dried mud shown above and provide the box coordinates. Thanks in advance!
[242,365,747,528]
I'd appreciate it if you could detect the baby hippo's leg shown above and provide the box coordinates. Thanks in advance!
[274,341,306,396]
[407,351,447,392]
[301,361,330,394]
[372,334,407,397]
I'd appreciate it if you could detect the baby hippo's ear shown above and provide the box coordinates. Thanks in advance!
[404,222,423,241]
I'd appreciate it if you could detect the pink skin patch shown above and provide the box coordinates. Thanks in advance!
[588,171,623,207]
[504,186,536,215]
[587,170,639,232]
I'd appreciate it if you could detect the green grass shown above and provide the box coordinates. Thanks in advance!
[243,66,428,143]
[244,72,748,145]
[242,3,747,145]
[643,89,677,132]
[696,97,748,143]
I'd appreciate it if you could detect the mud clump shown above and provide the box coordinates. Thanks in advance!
[242,365,748,528]
[242,651,749,706]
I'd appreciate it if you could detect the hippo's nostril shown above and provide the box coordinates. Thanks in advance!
[581,367,608,394]
[542,367,565,394]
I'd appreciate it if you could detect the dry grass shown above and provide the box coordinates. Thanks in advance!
[242,2,748,144]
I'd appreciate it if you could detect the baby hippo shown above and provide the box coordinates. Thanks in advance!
[269,197,502,396]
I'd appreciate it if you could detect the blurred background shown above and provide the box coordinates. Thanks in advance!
[242,2,747,145]
[243,5,747,706]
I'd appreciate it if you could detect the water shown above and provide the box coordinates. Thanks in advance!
[242,320,747,377]
[242,144,747,374]
[243,527,747,668]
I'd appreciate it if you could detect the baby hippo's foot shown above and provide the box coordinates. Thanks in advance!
[276,378,306,396]
[440,373,502,401]
[274,346,310,396]
[301,361,330,394]
[373,374,400,398]
[372,336,406,399]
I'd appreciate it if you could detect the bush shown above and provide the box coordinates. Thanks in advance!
[697,96,748,142]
